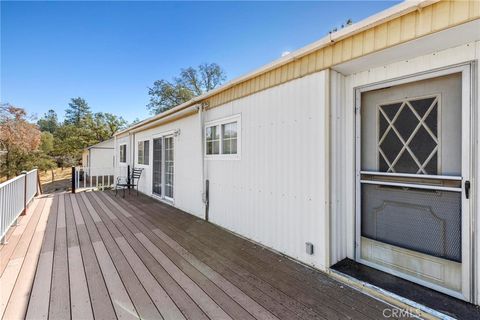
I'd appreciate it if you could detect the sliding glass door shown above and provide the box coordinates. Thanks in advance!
[152,135,174,201]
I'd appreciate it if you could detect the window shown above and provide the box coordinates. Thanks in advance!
[378,95,439,174]
[222,122,237,154]
[119,144,127,163]
[205,115,240,158]
[137,140,150,165]
[206,126,220,155]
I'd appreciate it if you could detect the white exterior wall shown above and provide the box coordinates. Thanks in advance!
[126,115,205,219]
[115,134,131,178]
[204,71,330,269]
[82,140,115,177]
[330,41,480,304]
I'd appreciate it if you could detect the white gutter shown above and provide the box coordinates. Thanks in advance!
[116,0,437,137]
[198,104,207,215]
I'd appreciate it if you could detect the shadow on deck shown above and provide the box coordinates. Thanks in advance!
[1,191,407,319]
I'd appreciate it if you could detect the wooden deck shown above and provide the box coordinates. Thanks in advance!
[1,191,404,320]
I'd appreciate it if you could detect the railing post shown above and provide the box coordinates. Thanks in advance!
[21,170,27,216]
[71,166,76,194]
[127,165,131,189]
[36,169,42,195]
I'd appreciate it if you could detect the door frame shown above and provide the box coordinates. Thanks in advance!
[354,63,474,302]
[151,130,176,204]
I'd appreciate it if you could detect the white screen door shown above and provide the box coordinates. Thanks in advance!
[356,66,472,301]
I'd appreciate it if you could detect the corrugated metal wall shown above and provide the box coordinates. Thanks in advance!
[204,71,329,269]
[205,0,480,109]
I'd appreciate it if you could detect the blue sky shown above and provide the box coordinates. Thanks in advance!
[1,1,399,123]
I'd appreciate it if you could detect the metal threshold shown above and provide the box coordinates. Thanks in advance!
[330,259,480,320]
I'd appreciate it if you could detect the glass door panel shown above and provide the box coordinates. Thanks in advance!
[152,138,162,196]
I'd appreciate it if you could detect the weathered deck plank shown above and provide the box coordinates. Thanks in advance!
[2,196,52,320]
[79,192,162,320]
[1,197,46,318]
[4,191,408,320]
[116,192,388,320]
[76,194,138,320]
[0,199,38,275]
[105,193,315,320]
[94,192,210,320]
[49,194,71,320]
[88,192,186,320]
[70,194,117,320]
[65,194,93,320]
[25,195,58,320]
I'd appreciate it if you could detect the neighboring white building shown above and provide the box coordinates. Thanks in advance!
[112,0,480,307]
[82,138,115,178]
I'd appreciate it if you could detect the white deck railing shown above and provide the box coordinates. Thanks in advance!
[74,166,126,190]
[0,169,39,243]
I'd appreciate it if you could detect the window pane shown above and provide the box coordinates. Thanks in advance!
[206,127,212,140]
[144,141,150,165]
[377,95,438,174]
[120,145,126,163]
[206,125,219,141]
[213,141,219,154]
[221,122,237,155]
[223,139,231,154]
[222,122,237,139]
[207,141,219,155]
[138,142,143,164]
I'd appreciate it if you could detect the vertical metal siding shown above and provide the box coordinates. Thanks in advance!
[205,71,329,269]
[124,116,204,218]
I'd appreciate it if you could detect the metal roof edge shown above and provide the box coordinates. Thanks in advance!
[115,0,437,137]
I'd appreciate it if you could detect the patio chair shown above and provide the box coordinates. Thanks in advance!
[115,168,144,198]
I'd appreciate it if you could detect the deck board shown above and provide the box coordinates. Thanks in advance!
[2,191,409,320]
[79,192,162,320]
[65,194,93,320]
[71,194,117,320]
[120,192,387,320]
[49,194,71,320]
[1,197,46,318]
[2,196,52,320]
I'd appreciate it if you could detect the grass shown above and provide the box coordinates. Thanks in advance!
[39,167,72,194]
[0,167,72,193]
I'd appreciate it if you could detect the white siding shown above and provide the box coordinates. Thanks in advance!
[128,115,204,219]
[204,71,329,269]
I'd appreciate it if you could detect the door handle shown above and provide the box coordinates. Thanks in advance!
[465,180,471,199]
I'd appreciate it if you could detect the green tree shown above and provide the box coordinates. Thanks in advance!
[37,109,59,133]
[88,112,127,141]
[147,63,226,114]
[39,132,54,154]
[64,97,92,126]
[53,124,96,165]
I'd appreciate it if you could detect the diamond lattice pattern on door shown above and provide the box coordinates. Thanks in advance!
[378,96,439,175]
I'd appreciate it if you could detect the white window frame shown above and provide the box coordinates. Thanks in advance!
[205,114,241,160]
[137,140,150,166]
[119,144,127,164]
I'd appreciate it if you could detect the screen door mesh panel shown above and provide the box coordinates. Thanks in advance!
[378,96,439,175]
[361,184,461,262]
